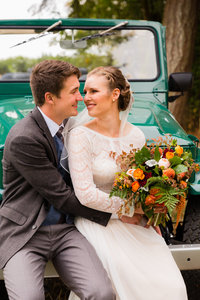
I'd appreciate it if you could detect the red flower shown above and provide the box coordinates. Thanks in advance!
[139,172,152,187]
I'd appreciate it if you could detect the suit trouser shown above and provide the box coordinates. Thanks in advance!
[3,223,115,300]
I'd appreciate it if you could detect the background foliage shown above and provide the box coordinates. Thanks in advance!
[0,0,199,133]
[67,0,200,134]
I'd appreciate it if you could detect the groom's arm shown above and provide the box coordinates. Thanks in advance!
[10,135,111,226]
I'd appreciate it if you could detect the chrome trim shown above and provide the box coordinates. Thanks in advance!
[1,244,200,280]
[169,244,200,270]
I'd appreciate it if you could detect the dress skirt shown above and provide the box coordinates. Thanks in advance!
[69,218,188,300]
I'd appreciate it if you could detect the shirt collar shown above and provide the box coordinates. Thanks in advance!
[37,106,60,137]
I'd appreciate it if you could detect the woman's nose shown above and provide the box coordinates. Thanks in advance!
[84,92,89,101]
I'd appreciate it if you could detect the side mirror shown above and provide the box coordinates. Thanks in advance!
[168,72,193,102]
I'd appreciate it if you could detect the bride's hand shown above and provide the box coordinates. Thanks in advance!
[120,213,143,225]
[134,204,144,215]
[145,224,162,236]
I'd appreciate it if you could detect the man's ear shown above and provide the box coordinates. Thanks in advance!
[44,92,54,104]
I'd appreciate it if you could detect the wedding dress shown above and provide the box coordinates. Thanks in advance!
[67,124,188,300]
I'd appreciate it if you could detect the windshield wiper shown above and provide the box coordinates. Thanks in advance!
[10,20,62,48]
[60,21,128,49]
[74,21,128,43]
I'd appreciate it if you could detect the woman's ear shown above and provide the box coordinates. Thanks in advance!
[112,88,120,101]
[112,88,120,102]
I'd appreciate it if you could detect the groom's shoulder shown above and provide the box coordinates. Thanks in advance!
[6,110,41,145]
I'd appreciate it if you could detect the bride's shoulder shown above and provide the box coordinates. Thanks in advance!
[70,125,87,135]
[69,125,95,141]
[126,123,145,139]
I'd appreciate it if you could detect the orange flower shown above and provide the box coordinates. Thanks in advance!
[179,172,186,179]
[162,168,175,178]
[145,195,156,206]
[166,151,174,159]
[180,180,187,189]
[131,181,140,192]
[133,168,145,180]
[150,188,161,195]
[175,145,183,156]
[175,195,186,228]
[150,187,162,199]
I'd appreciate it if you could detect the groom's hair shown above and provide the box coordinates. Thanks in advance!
[30,60,81,106]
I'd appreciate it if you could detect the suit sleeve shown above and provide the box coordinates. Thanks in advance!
[10,135,111,225]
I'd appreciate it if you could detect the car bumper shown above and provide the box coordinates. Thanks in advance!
[169,243,200,270]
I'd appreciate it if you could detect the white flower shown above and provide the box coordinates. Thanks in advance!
[126,168,136,179]
[140,186,149,192]
[145,159,158,167]
[158,158,170,169]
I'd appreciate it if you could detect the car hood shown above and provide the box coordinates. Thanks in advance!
[129,97,193,146]
[0,95,194,149]
[0,95,34,149]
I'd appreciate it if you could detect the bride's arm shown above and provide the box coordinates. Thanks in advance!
[67,128,123,214]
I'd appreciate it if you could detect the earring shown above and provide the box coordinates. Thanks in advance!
[112,99,115,102]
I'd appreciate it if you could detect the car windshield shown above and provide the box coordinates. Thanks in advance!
[0,27,158,81]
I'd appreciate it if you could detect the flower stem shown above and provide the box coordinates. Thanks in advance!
[154,213,160,226]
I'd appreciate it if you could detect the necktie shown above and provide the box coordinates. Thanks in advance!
[54,127,66,177]
[56,126,64,144]
[42,126,73,226]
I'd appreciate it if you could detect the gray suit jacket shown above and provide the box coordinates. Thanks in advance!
[0,107,110,269]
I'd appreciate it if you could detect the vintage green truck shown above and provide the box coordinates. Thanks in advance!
[0,19,200,280]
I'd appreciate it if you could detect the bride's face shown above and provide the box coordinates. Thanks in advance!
[83,74,116,117]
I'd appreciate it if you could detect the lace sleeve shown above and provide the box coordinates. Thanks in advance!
[68,128,122,213]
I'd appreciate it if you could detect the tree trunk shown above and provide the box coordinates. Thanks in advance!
[163,0,200,128]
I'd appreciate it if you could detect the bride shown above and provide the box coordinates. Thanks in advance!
[65,66,188,299]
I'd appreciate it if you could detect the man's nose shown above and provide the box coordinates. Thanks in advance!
[77,91,83,101]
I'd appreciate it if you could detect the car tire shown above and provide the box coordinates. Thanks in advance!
[182,196,200,299]
[182,196,200,243]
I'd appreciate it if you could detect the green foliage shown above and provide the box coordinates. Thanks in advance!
[68,0,164,21]
[110,185,129,199]
[144,176,166,189]
[0,57,38,74]
[188,16,200,133]
[182,151,193,162]
[0,53,112,75]
[67,0,200,134]
[173,164,188,175]
[154,146,161,161]
[169,156,182,167]
[135,146,151,165]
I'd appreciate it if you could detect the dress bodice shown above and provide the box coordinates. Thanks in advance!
[68,124,145,213]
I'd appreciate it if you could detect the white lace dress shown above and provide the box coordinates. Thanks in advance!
[68,125,188,300]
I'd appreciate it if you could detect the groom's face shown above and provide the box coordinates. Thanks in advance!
[53,75,83,122]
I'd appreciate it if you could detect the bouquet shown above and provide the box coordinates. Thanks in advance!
[109,135,199,228]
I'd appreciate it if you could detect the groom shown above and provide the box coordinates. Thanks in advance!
[0,60,115,299]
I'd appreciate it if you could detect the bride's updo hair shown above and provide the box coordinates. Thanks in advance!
[87,66,132,111]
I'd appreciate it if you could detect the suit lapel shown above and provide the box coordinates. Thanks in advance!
[30,107,58,164]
